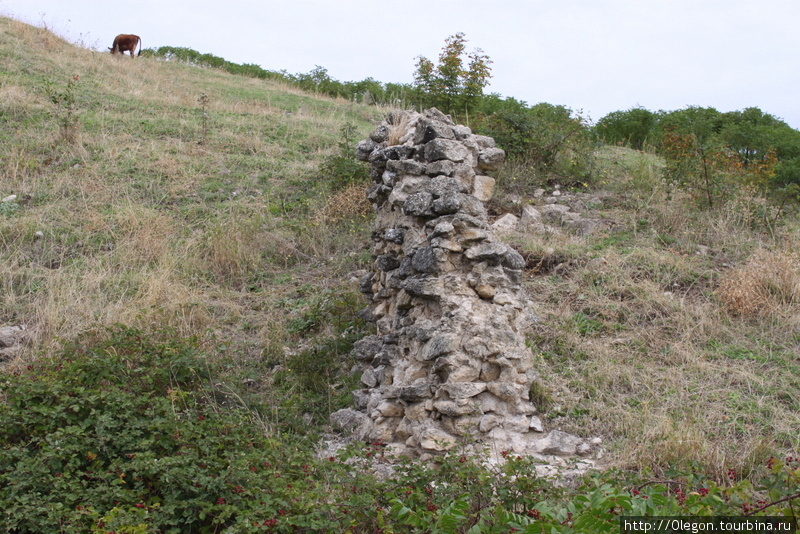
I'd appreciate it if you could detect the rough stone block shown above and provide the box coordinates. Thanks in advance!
[472,175,496,201]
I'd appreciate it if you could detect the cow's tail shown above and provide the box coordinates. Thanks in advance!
[137,36,142,57]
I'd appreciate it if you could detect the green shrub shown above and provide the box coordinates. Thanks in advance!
[0,326,354,533]
[318,123,370,191]
[595,107,658,150]
[2,328,799,533]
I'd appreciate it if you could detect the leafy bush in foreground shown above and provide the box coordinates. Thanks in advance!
[0,327,356,533]
[1,327,797,533]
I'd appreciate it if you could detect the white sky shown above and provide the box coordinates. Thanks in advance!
[2,0,799,129]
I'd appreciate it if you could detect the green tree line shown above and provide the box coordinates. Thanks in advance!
[147,37,800,192]
[596,106,800,188]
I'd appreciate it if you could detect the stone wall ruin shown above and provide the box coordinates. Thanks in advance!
[331,109,597,464]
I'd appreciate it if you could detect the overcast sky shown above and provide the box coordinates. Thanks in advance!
[2,0,799,129]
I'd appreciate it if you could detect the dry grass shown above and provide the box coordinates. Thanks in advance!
[716,248,800,316]
[1,16,798,483]
[386,110,413,146]
[0,15,377,363]
[511,147,800,480]
[311,181,372,225]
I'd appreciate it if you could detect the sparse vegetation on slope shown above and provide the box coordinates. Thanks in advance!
[1,16,798,533]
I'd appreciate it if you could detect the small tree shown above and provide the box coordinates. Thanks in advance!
[413,33,492,117]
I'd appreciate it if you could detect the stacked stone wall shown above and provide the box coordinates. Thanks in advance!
[332,109,596,463]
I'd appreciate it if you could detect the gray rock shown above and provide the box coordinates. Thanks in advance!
[330,408,369,432]
[400,276,443,299]
[0,326,26,348]
[376,254,401,272]
[431,193,465,215]
[370,124,390,143]
[519,205,542,227]
[440,382,487,399]
[424,139,469,163]
[403,191,433,217]
[534,430,584,456]
[414,120,456,144]
[384,228,405,244]
[425,160,455,177]
[352,335,383,362]
[492,213,519,236]
[411,246,441,273]
[428,176,468,198]
[356,138,379,161]
[419,334,455,361]
[477,147,506,171]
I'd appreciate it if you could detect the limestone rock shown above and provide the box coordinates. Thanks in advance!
[492,213,519,236]
[336,109,589,464]
[472,175,496,201]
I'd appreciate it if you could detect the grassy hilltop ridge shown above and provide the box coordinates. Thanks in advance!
[1,15,799,533]
[0,15,377,356]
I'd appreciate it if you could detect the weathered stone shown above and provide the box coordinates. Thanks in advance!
[472,175,495,201]
[382,145,416,161]
[411,246,441,273]
[474,283,496,299]
[540,204,571,223]
[465,242,507,263]
[453,162,476,182]
[564,217,600,236]
[520,205,542,227]
[534,430,583,456]
[361,367,379,388]
[433,400,477,416]
[474,135,496,149]
[387,158,425,176]
[403,191,433,217]
[0,326,25,348]
[400,276,443,299]
[384,228,405,244]
[376,400,404,418]
[331,408,370,433]
[419,334,455,361]
[431,193,465,215]
[492,213,519,236]
[487,382,526,402]
[352,335,382,362]
[479,414,503,432]
[398,383,434,401]
[453,125,473,139]
[356,138,379,161]
[530,416,545,432]
[352,389,375,410]
[369,124,390,143]
[432,221,454,237]
[417,425,458,451]
[425,160,455,177]
[376,254,401,272]
[440,382,487,399]
[428,175,469,198]
[479,362,501,382]
[414,120,456,144]
[503,249,526,270]
[477,147,506,171]
[339,109,588,464]
[506,415,532,433]
[424,139,469,163]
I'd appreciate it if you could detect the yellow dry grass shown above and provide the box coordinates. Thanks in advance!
[716,248,800,316]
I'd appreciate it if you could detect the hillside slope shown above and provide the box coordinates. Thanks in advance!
[0,16,377,361]
[1,15,799,483]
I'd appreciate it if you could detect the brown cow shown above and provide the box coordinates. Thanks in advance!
[109,34,142,57]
